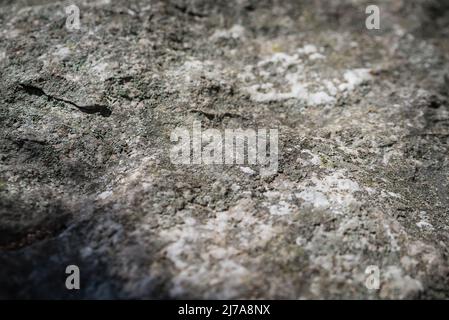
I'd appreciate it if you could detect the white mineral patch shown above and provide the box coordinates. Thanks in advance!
[269,200,293,215]
[400,256,419,271]
[80,246,94,258]
[309,52,325,60]
[97,190,113,200]
[295,236,307,246]
[338,68,372,92]
[258,52,301,70]
[245,77,336,106]
[211,24,245,40]
[416,220,434,230]
[299,150,322,166]
[157,199,277,298]
[90,61,112,81]
[263,190,281,200]
[324,80,338,96]
[387,191,401,198]
[52,46,71,60]
[90,0,112,5]
[296,190,330,209]
[307,91,335,105]
[298,44,318,55]
[239,166,256,175]
[241,48,351,106]
[295,170,360,213]
[383,221,400,251]
[381,266,423,299]
[169,58,224,90]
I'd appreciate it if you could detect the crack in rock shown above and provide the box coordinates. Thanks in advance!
[19,84,112,117]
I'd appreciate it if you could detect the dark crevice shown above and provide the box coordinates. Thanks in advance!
[190,109,248,122]
[19,84,112,117]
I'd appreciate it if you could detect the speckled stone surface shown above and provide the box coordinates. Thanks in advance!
[0,0,448,299]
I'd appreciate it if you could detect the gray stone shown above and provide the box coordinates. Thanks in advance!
[0,0,448,299]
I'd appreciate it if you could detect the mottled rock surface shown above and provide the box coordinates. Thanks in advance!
[0,0,448,299]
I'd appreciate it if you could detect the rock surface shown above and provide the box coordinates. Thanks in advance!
[0,0,448,299]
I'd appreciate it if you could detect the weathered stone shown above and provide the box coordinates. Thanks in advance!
[0,0,448,299]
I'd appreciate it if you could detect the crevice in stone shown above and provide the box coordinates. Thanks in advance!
[19,84,112,117]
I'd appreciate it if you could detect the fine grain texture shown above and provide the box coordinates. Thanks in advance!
[0,0,448,299]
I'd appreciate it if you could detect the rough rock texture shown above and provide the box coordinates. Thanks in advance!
[0,0,449,299]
